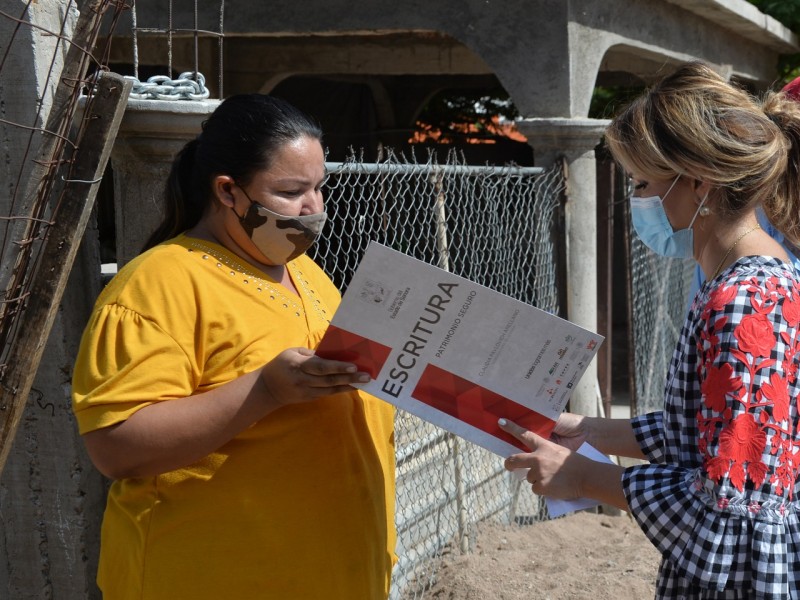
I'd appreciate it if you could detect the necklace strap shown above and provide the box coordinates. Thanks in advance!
[711,224,761,279]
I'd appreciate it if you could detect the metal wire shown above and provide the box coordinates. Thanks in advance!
[0,0,130,379]
[129,0,224,98]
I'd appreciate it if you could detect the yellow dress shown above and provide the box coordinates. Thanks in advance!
[72,234,396,600]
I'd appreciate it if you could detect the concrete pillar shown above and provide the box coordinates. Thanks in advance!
[110,99,220,267]
[517,118,609,417]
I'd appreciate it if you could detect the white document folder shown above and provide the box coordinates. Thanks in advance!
[317,241,605,460]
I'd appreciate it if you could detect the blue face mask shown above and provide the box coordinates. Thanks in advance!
[630,176,707,259]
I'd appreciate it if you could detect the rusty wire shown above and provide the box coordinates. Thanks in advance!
[0,0,226,378]
[131,0,225,97]
[0,0,132,377]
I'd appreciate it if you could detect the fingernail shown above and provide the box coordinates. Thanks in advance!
[357,373,370,383]
[498,418,507,427]
[346,365,357,373]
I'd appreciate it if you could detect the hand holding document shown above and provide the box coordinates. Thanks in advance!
[316,242,608,514]
[503,431,615,518]
[544,443,615,518]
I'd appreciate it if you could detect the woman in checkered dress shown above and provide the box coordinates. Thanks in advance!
[499,61,800,599]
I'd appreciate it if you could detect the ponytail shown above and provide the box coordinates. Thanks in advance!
[761,91,800,245]
[142,137,202,251]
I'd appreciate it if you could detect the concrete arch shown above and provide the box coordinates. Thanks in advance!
[114,0,797,120]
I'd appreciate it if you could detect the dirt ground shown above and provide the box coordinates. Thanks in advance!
[413,510,662,600]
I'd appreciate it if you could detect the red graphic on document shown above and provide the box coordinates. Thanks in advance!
[412,364,555,451]
[315,325,392,379]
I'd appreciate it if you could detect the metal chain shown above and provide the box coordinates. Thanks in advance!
[124,71,209,101]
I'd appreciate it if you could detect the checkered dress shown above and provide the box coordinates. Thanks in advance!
[622,256,800,599]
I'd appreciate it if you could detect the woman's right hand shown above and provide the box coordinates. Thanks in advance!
[549,412,591,452]
[259,347,370,408]
[549,413,645,460]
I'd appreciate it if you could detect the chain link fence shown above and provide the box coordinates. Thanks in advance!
[312,148,564,598]
[627,229,695,416]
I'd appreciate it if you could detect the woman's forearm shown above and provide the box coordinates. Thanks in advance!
[580,461,629,511]
[586,417,646,460]
[81,348,370,479]
[81,369,280,479]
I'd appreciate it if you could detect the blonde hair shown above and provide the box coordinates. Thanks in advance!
[605,61,800,244]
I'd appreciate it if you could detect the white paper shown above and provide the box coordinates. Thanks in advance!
[316,241,604,458]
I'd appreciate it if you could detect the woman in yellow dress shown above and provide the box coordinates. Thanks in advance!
[72,94,396,600]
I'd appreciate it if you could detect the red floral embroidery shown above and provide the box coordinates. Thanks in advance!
[785,346,799,381]
[706,456,729,481]
[707,284,738,311]
[729,461,746,490]
[719,414,766,464]
[760,372,790,422]
[769,432,783,454]
[783,295,800,328]
[701,363,741,412]
[734,313,776,357]
[747,460,768,488]
[771,462,795,496]
[696,272,800,498]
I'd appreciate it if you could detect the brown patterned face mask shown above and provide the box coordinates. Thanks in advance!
[235,188,327,265]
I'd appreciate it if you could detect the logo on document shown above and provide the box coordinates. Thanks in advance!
[358,278,391,305]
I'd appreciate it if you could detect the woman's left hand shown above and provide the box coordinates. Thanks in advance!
[499,418,589,501]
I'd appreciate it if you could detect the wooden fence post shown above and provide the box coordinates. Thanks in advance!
[0,72,131,472]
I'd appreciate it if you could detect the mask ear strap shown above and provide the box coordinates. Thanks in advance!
[664,174,681,196]
[231,181,255,222]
